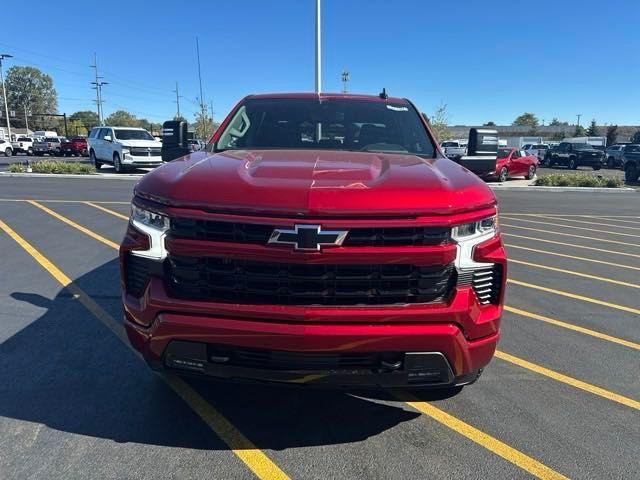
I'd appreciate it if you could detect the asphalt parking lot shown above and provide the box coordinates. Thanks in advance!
[1,177,639,479]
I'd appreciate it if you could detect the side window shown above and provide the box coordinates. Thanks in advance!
[96,128,105,140]
[512,150,519,159]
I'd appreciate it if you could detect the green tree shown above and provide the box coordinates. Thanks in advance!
[632,131,640,143]
[586,119,599,136]
[424,103,451,142]
[193,110,215,140]
[512,112,539,127]
[174,115,188,124]
[605,125,618,146]
[2,66,58,128]
[69,111,100,131]
[549,118,569,126]
[574,125,587,136]
[105,110,139,127]
[483,121,496,127]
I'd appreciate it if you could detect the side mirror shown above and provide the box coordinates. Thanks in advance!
[103,135,112,142]
[456,128,499,175]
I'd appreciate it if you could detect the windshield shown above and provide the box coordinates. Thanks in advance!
[17,137,30,141]
[573,143,594,150]
[113,129,154,141]
[497,148,511,159]
[533,144,547,149]
[441,141,459,147]
[215,98,435,156]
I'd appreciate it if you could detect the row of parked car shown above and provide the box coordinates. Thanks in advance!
[0,135,89,157]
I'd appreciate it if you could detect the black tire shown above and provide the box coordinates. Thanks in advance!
[543,155,551,167]
[54,147,61,156]
[90,150,102,170]
[607,157,615,169]
[27,147,33,156]
[568,157,578,170]
[625,163,639,183]
[525,164,536,180]
[4,147,11,157]
[113,152,126,173]
[498,166,508,183]
[592,164,602,171]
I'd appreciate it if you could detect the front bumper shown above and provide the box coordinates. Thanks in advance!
[122,154,163,167]
[123,279,501,388]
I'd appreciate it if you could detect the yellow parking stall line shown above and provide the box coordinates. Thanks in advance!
[398,393,569,480]
[494,351,640,411]
[84,201,130,221]
[28,200,121,250]
[0,198,130,204]
[532,214,640,231]
[504,305,640,350]
[501,213,640,219]
[501,216,639,238]
[0,218,290,480]
[502,233,640,259]
[505,244,640,271]
[509,259,640,290]
[507,279,640,316]
[501,223,640,248]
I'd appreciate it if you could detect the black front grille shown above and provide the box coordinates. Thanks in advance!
[457,264,503,305]
[207,344,385,370]
[130,147,161,156]
[170,218,450,247]
[168,256,456,306]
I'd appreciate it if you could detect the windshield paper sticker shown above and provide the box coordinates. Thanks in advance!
[386,105,408,111]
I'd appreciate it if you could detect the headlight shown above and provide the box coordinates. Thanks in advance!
[452,214,498,241]
[452,214,499,270]
[131,204,169,231]
[130,204,169,259]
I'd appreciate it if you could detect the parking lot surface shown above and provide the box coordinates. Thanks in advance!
[1,177,639,479]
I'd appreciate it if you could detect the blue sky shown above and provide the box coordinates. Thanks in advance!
[2,0,638,126]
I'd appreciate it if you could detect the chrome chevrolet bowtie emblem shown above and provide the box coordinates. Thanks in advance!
[268,225,348,251]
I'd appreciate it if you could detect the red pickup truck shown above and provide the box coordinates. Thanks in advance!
[61,136,88,157]
[120,93,506,391]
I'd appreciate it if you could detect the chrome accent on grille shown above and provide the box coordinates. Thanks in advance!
[456,264,503,305]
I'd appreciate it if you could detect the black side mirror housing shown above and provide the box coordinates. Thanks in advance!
[456,128,499,175]
[161,120,190,162]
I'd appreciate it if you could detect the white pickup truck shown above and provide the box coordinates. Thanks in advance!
[440,139,467,159]
[11,136,34,156]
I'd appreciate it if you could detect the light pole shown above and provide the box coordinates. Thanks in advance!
[315,0,321,93]
[576,114,582,127]
[0,53,13,139]
[341,70,349,94]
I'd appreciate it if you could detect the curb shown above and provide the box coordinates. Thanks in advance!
[0,172,143,180]
[488,185,636,193]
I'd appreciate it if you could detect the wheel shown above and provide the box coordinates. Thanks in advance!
[54,148,61,156]
[90,150,102,170]
[4,147,11,157]
[113,152,126,173]
[525,164,536,180]
[625,163,639,183]
[27,147,33,156]
[498,166,508,182]
[592,164,602,171]
[607,157,615,169]
[568,157,577,170]
[543,156,551,167]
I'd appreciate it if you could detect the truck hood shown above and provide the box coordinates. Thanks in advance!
[135,149,496,217]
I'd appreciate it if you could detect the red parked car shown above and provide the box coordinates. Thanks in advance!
[490,147,538,182]
[120,93,507,391]
[61,136,88,157]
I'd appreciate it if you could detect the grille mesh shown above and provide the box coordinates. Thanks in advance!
[170,218,450,247]
[168,256,456,306]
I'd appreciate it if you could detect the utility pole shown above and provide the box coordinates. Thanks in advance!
[195,37,206,120]
[174,81,181,118]
[91,54,108,125]
[209,101,214,124]
[576,114,582,127]
[315,0,321,94]
[24,104,29,133]
[341,69,349,94]
[0,53,13,139]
